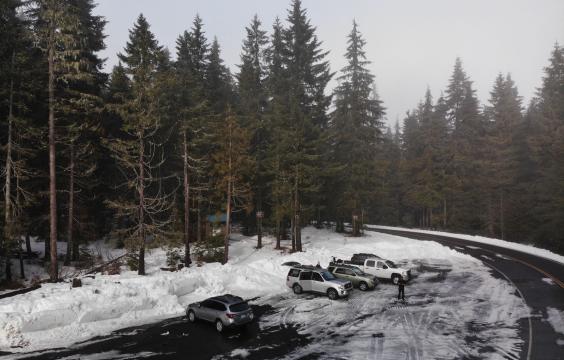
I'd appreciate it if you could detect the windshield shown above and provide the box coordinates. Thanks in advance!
[321,271,336,281]
[385,260,398,268]
[352,268,364,275]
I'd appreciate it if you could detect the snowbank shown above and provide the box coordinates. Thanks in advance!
[369,225,564,265]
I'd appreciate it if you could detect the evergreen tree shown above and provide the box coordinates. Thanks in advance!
[330,20,385,236]
[444,59,486,232]
[31,0,107,281]
[58,0,107,265]
[484,73,523,238]
[108,14,172,275]
[237,14,269,247]
[529,44,564,252]
[265,17,291,248]
[212,107,253,263]
[1,0,42,280]
[280,0,332,251]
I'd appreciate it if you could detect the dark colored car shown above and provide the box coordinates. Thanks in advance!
[282,261,302,267]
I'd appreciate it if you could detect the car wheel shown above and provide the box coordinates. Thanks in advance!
[293,284,303,294]
[359,281,368,291]
[215,319,224,333]
[327,288,338,300]
[187,310,196,323]
[392,275,400,285]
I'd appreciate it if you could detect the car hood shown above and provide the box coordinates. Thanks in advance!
[330,278,351,286]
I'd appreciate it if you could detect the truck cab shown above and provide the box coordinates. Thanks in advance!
[359,258,410,284]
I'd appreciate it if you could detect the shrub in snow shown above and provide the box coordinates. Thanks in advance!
[166,248,182,267]
[126,254,139,271]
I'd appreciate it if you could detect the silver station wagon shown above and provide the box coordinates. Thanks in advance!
[186,294,254,332]
[286,266,353,299]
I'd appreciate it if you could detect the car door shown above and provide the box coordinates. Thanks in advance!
[199,300,215,321]
[342,268,358,286]
[364,260,378,276]
[210,301,226,321]
[375,261,388,278]
[311,272,325,293]
[299,271,313,292]
[334,268,352,282]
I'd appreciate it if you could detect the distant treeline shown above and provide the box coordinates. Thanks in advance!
[1,0,563,282]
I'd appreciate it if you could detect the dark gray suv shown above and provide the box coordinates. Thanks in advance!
[186,294,254,332]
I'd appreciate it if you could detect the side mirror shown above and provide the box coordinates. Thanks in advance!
[383,265,388,269]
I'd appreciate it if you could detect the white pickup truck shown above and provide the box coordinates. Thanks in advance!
[330,254,411,284]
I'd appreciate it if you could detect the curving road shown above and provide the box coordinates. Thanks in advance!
[368,227,564,360]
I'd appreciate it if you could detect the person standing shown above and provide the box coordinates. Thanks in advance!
[397,277,407,301]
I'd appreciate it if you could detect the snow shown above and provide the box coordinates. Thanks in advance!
[546,307,564,336]
[256,229,529,359]
[542,277,556,286]
[228,348,251,358]
[4,237,127,289]
[369,225,564,265]
[0,227,530,358]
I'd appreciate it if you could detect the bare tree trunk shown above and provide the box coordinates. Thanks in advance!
[294,166,302,252]
[487,195,495,237]
[72,208,79,261]
[183,131,191,267]
[275,219,281,249]
[25,234,32,257]
[197,195,202,243]
[48,22,58,282]
[256,213,262,249]
[65,143,75,266]
[361,208,365,235]
[256,175,262,249]
[138,131,145,275]
[18,239,25,279]
[223,130,233,264]
[290,215,295,252]
[223,179,232,264]
[443,198,447,228]
[4,51,15,282]
[499,191,505,240]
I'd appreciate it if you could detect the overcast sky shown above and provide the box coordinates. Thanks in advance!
[94,0,564,126]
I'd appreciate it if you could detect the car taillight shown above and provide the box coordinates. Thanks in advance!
[226,313,236,319]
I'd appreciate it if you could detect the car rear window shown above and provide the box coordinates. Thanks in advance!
[229,302,250,312]
[288,269,301,277]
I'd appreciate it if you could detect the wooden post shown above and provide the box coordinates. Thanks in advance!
[48,15,58,282]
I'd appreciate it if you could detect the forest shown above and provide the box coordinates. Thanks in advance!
[1,0,563,283]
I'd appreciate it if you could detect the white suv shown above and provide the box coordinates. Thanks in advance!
[286,267,353,299]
